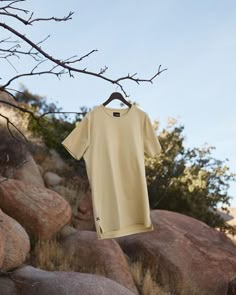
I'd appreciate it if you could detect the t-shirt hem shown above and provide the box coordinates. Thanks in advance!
[96,223,154,240]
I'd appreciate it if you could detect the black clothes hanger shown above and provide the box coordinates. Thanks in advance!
[102,92,132,108]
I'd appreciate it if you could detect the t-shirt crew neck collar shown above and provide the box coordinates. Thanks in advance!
[100,103,134,119]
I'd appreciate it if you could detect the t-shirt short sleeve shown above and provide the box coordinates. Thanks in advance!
[143,113,162,157]
[61,115,90,160]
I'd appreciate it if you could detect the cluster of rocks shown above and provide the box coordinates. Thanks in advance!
[0,151,236,294]
[0,151,139,294]
[0,92,236,294]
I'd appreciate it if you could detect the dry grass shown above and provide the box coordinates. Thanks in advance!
[29,237,78,272]
[28,237,207,295]
[127,256,171,295]
[29,236,107,277]
[29,238,170,294]
[127,255,205,295]
[176,280,202,295]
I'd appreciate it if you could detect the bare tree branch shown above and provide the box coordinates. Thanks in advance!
[0,111,28,142]
[0,0,167,148]
[0,45,42,61]
[0,0,29,14]
[63,49,98,65]
[0,2,167,97]
[0,22,167,94]
[27,11,74,25]
[0,9,74,26]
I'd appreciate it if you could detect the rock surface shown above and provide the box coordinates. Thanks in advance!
[11,152,45,187]
[0,264,136,295]
[43,171,62,187]
[0,179,72,240]
[60,230,138,294]
[0,209,30,271]
[0,222,5,268]
[49,148,67,171]
[0,90,18,107]
[74,189,95,230]
[227,277,236,295]
[116,209,236,295]
[0,277,17,295]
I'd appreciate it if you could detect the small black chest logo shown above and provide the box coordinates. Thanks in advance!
[113,112,120,117]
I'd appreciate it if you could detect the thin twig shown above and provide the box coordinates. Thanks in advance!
[0,22,167,96]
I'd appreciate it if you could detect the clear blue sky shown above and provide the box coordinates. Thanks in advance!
[1,1,236,207]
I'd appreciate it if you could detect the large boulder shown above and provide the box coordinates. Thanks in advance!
[11,152,45,187]
[74,189,95,230]
[0,277,17,295]
[0,90,18,108]
[43,171,62,188]
[227,277,236,295]
[59,230,138,294]
[0,264,136,295]
[0,209,30,271]
[0,179,72,240]
[48,148,67,171]
[116,209,236,295]
[39,149,67,173]
[0,90,29,133]
[0,221,5,268]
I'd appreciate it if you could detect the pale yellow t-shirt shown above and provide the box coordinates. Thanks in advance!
[61,104,162,240]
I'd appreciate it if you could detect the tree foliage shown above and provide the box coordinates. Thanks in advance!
[14,87,89,158]
[145,122,236,235]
